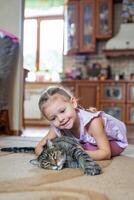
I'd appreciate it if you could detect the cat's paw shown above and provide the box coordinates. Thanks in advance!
[30,159,40,166]
[84,165,102,176]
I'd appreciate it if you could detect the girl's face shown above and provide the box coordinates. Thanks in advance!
[43,94,78,130]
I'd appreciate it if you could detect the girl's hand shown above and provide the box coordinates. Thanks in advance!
[35,144,43,156]
[35,140,46,155]
[35,128,56,156]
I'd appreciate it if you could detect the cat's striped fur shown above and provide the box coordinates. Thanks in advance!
[0,136,102,175]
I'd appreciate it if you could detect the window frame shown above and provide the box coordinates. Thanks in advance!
[24,15,64,72]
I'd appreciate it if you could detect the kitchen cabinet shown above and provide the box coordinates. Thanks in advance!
[24,82,59,126]
[126,104,134,124]
[100,81,126,121]
[64,0,96,54]
[75,81,99,109]
[127,83,134,103]
[64,0,79,54]
[24,83,47,126]
[64,0,113,54]
[100,82,126,103]
[61,80,99,108]
[79,0,96,52]
[96,0,113,39]
[24,80,134,126]
[126,82,134,124]
[24,80,99,126]
[100,103,126,121]
[62,80,99,108]
[61,80,76,94]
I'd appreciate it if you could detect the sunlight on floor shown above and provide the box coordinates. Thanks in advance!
[21,127,49,138]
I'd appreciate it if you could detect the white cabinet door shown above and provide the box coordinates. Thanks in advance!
[24,89,42,119]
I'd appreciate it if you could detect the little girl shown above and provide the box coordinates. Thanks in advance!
[35,86,128,161]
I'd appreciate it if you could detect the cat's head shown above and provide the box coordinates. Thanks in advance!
[30,139,66,170]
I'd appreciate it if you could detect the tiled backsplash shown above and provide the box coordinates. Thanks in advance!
[64,53,134,81]
[109,57,134,80]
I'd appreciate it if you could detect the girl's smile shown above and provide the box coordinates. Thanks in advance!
[60,118,72,129]
[43,94,78,130]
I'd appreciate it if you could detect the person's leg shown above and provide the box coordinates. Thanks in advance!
[81,142,98,151]
[109,141,124,157]
[81,141,124,157]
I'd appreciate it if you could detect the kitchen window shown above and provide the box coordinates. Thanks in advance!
[23,15,64,81]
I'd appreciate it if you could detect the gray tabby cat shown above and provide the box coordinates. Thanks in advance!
[0,136,102,175]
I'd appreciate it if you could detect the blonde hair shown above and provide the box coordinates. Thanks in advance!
[38,85,73,115]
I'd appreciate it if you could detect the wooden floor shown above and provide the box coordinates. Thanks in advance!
[22,125,134,144]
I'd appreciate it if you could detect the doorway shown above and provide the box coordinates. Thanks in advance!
[23,1,64,130]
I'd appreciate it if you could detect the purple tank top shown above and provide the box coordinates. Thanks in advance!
[52,109,128,148]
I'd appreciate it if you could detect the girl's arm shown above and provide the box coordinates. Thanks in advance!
[86,117,111,161]
[35,127,56,155]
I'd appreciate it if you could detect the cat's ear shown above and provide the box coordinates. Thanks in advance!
[46,139,53,149]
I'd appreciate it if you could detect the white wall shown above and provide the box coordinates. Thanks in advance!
[0,0,24,133]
